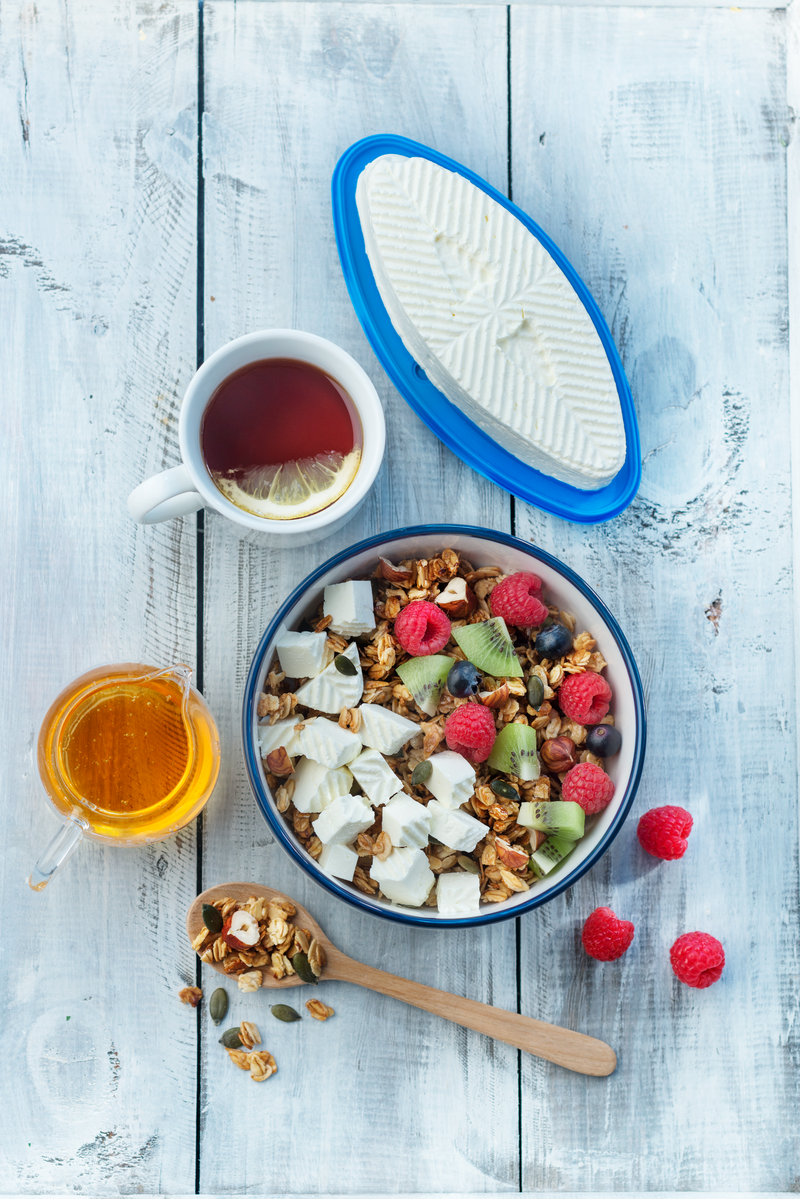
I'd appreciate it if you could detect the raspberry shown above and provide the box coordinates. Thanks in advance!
[557,673,612,724]
[637,806,693,860]
[394,600,451,656]
[490,572,548,627]
[562,762,615,814]
[444,702,497,763]
[581,907,635,961]
[670,931,725,989]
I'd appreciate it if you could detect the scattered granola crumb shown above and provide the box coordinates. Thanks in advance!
[178,986,202,1007]
[306,999,334,1021]
[237,970,263,993]
[226,1048,251,1071]
[239,1021,261,1049]
[249,1050,278,1081]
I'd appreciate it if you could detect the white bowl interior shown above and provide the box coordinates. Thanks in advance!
[250,531,639,922]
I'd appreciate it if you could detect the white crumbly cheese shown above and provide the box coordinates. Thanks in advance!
[314,793,374,846]
[257,716,303,761]
[370,847,435,907]
[275,630,329,679]
[427,800,488,853]
[290,757,353,814]
[349,748,404,806]
[381,794,432,849]
[323,580,376,637]
[356,155,626,490]
[358,703,418,755]
[425,750,476,810]
[297,718,362,769]
[318,841,359,882]
[294,641,363,714]
[436,872,481,916]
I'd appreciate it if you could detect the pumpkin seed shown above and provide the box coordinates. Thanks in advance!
[457,855,480,874]
[334,654,357,676]
[202,903,223,934]
[218,1027,242,1048]
[291,952,318,984]
[209,988,228,1025]
[271,1004,301,1022]
[527,675,545,709]
[490,778,520,801]
[411,760,432,786]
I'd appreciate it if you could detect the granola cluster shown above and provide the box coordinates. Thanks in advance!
[261,548,615,907]
[224,1022,278,1082]
[190,894,326,986]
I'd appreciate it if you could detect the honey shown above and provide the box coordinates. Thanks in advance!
[37,664,220,843]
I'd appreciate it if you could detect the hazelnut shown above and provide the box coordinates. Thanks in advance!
[435,577,478,619]
[540,736,578,773]
[479,682,511,709]
[265,746,294,776]
[495,837,530,871]
[377,556,414,585]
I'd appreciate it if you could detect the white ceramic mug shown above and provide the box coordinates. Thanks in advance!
[127,330,386,546]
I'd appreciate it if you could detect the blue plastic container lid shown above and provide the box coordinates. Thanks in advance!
[332,135,641,525]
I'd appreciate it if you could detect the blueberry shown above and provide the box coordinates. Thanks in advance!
[447,660,482,698]
[534,623,573,658]
[585,724,621,756]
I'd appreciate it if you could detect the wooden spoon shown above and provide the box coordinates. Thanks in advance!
[187,881,617,1077]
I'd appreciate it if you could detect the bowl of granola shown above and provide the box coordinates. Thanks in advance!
[243,526,646,926]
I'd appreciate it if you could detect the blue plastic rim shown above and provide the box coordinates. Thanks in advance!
[242,524,647,929]
[332,135,642,525]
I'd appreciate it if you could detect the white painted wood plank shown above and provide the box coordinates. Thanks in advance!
[200,3,516,1192]
[243,0,785,9]
[0,1,199,1192]
[510,6,799,1189]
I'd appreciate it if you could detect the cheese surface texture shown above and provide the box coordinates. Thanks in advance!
[356,155,626,490]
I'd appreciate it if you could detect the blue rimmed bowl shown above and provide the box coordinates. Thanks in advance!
[243,526,646,928]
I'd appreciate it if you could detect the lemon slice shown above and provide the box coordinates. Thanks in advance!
[213,447,361,520]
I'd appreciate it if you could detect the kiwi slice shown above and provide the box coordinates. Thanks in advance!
[487,723,540,781]
[451,617,523,678]
[518,800,585,842]
[396,654,453,717]
[530,835,575,878]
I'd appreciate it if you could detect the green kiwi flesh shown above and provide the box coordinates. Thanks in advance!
[530,835,575,878]
[487,723,540,781]
[451,617,523,678]
[518,800,585,841]
[396,655,453,717]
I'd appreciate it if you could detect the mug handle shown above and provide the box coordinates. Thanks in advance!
[28,811,87,891]
[127,464,205,525]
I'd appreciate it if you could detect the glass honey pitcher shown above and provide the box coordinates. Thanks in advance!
[29,663,221,890]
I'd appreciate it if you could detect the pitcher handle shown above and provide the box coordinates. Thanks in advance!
[28,812,88,891]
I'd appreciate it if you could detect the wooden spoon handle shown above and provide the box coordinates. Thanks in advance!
[327,950,615,1076]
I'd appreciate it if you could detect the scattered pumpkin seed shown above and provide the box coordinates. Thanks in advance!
[527,675,545,709]
[202,903,223,934]
[411,760,432,786]
[334,654,357,676]
[271,1004,301,1023]
[218,1027,242,1049]
[209,988,228,1025]
[490,778,520,801]
[291,952,318,984]
[457,855,480,874]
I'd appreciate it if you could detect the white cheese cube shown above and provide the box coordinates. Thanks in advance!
[381,795,431,849]
[358,703,418,755]
[314,793,374,846]
[370,847,435,907]
[318,841,359,882]
[427,800,488,853]
[436,872,481,917]
[297,718,362,769]
[294,641,363,714]
[275,630,328,679]
[425,751,476,810]
[323,580,376,637]
[258,716,302,761]
[291,757,353,814]
[349,749,404,806]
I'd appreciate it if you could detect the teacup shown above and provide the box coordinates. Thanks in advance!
[127,330,386,547]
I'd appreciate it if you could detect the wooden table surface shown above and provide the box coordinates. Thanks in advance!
[2,0,798,1193]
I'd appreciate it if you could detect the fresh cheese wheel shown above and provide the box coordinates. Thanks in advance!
[356,155,626,490]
